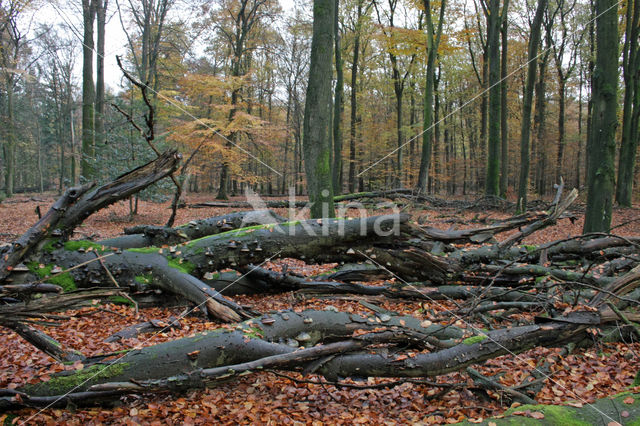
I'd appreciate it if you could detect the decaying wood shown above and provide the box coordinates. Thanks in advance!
[0,160,638,412]
[0,309,599,408]
[104,316,182,343]
[0,150,180,281]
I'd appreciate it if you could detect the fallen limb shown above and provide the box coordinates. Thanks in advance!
[104,316,182,343]
[104,210,286,249]
[2,309,597,407]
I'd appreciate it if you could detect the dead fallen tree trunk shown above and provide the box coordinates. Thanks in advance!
[103,210,287,249]
[0,150,181,280]
[0,309,594,408]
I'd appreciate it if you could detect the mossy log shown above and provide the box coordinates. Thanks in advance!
[458,391,640,425]
[103,210,287,249]
[0,309,596,409]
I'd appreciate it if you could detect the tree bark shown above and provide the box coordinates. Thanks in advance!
[584,0,618,232]
[332,0,344,194]
[484,0,502,196]
[499,1,509,198]
[4,309,595,405]
[303,0,336,218]
[615,0,640,206]
[416,0,446,193]
[95,0,108,148]
[82,0,96,180]
[517,0,546,213]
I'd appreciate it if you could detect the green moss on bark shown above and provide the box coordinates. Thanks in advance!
[27,262,76,291]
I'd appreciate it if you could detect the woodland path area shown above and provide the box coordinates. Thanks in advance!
[0,188,639,424]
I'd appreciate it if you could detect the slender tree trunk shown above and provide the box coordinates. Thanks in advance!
[394,78,404,187]
[332,0,344,194]
[416,0,446,193]
[95,0,108,150]
[81,0,96,180]
[303,0,336,218]
[499,2,509,197]
[479,49,488,191]
[485,0,502,196]
[556,78,566,184]
[348,4,362,193]
[433,68,441,193]
[3,77,15,197]
[533,48,549,195]
[584,0,618,232]
[615,0,640,206]
[517,0,546,213]
[577,65,583,189]
[70,109,77,185]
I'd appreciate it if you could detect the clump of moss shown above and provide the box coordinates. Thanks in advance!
[134,274,153,285]
[127,246,162,254]
[42,239,61,253]
[462,335,487,345]
[107,295,135,306]
[63,240,105,252]
[183,220,304,247]
[27,262,76,291]
[23,363,129,395]
[167,257,196,274]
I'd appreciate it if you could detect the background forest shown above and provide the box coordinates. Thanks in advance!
[0,0,637,219]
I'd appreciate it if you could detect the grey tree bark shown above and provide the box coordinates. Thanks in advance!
[303,0,336,218]
[584,0,618,232]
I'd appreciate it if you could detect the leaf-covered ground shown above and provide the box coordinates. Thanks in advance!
[1,193,639,424]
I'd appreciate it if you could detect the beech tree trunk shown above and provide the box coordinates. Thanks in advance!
[303,0,336,218]
[584,0,618,232]
[517,0,547,213]
[81,0,96,180]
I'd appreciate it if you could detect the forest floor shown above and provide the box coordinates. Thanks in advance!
[0,192,639,424]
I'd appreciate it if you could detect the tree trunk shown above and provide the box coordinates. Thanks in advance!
[499,2,509,198]
[95,0,108,149]
[81,0,96,180]
[4,76,15,197]
[584,0,618,233]
[5,309,592,404]
[615,0,640,207]
[332,0,344,195]
[303,0,336,219]
[416,0,446,193]
[517,0,546,213]
[485,0,502,196]
[556,78,566,185]
[348,1,362,193]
